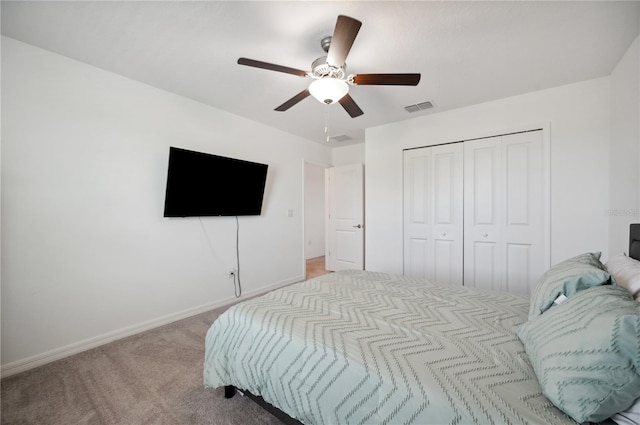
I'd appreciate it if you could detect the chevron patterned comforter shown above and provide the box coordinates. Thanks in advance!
[203,270,576,424]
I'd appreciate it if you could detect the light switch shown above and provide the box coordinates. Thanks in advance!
[287,209,294,217]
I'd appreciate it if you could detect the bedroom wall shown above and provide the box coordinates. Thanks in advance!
[1,37,332,374]
[332,144,365,166]
[365,77,611,274]
[609,35,640,256]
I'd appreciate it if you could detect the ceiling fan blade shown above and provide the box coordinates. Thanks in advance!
[238,58,307,77]
[338,93,364,118]
[352,73,421,86]
[274,89,311,111]
[326,15,362,68]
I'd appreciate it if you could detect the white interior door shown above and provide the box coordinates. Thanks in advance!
[464,130,546,295]
[403,144,463,285]
[326,164,364,271]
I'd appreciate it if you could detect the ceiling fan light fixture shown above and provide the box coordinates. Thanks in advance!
[309,78,349,105]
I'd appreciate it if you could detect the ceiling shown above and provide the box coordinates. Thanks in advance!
[2,1,639,146]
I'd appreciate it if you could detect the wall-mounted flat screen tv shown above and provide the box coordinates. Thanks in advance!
[163,147,268,217]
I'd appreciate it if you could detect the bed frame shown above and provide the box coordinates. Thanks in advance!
[224,385,303,425]
[222,223,640,424]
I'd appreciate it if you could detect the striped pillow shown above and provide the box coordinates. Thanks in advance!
[606,253,640,300]
[528,252,611,319]
[517,285,640,423]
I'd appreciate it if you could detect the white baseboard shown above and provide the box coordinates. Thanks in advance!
[0,274,304,378]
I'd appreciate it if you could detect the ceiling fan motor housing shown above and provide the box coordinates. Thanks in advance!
[311,56,346,79]
[320,35,333,53]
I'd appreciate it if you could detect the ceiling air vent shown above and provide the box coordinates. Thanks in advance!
[405,101,434,113]
[329,134,353,142]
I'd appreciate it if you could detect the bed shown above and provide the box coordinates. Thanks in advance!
[204,225,640,425]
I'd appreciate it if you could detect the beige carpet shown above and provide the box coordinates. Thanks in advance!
[1,305,283,425]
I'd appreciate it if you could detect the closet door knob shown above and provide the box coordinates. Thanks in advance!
[483,233,488,238]
[441,233,447,237]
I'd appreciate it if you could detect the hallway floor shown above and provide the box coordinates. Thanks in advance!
[306,256,331,279]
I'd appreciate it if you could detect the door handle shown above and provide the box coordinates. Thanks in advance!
[353,224,363,228]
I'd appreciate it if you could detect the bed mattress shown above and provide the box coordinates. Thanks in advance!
[203,270,575,424]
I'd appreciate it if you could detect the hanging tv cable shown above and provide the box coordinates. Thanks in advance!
[233,216,242,298]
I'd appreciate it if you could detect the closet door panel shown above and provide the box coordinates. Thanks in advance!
[433,239,454,284]
[407,238,428,278]
[505,143,530,225]
[473,146,499,225]
[403,144,463,284]
[464,137,502,291]
[502,131,544,295]
[403,150,431,278]
[506,243,532,293]
[464,130,545,295]
[472,241,498,290]
[433,151,455,224]
[431,144,464,285]
[407,156,429,225]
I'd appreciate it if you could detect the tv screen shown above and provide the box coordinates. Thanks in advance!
[163,147,268,217]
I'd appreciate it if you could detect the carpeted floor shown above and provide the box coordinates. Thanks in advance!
[0,304,283,425]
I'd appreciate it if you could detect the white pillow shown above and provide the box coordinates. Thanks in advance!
[606,253,640,300]
[613,397,640,425]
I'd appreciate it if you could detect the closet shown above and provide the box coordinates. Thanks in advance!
[403,130,548,296]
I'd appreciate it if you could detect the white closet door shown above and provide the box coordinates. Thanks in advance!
[464,131,545,295]
[403,148,431,278]
[431,144,464,285]
[502,131,546,294]
[463,136,502,291]
[403,144,463,285]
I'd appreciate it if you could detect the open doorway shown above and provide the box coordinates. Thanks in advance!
[303,161,330,279]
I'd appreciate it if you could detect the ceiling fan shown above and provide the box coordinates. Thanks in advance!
[237,15,421,118]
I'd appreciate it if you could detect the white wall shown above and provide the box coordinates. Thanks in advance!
[332,144,365,166]
[609,35,640,256]
[1,37,332,374]
[365,77,611,274]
